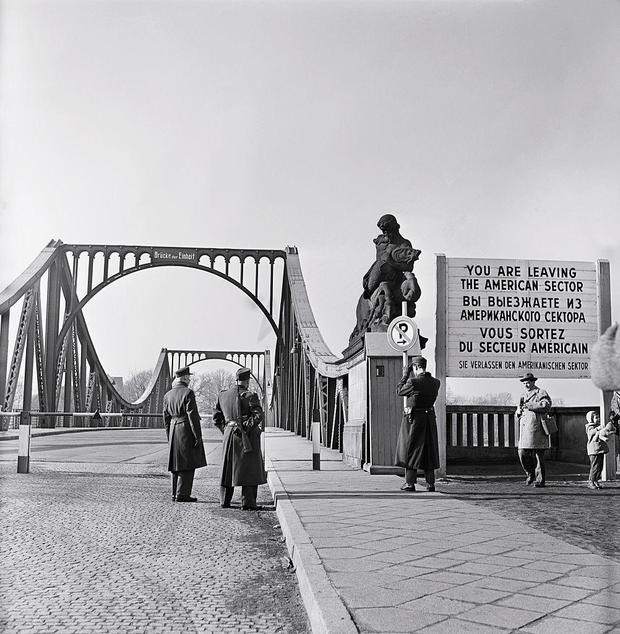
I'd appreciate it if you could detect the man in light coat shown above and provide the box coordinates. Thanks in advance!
[516,372,552,488]
[163,366,207,502]
[213,367,266,510]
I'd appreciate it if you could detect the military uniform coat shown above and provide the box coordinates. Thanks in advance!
[394,371,441,471]
[213,386,267,487]
[163,383,207,472]
[517,387,552,450]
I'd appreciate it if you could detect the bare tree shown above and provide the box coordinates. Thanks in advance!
[192,369,236,413]
[118,370,153,403]
[447,388,564,407]
[117,367,261,415]
[447,388,515,406]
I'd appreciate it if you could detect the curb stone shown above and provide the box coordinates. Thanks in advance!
[266,456,358,634]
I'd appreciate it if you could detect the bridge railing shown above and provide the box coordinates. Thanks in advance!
[446,404,595,464]
[3,411,165,430]
[446,405,518,448]
[3,411,219,431]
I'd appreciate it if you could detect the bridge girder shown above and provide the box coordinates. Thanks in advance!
[0,241,356,457]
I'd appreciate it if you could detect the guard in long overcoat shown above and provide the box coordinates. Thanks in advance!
[213,367,266,510]
[394,356,441,492]
[163,366,207,502]
[516,372,552,487]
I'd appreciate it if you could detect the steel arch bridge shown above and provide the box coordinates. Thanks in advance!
[0,241,359,451]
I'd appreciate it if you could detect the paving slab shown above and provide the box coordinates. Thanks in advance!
[264,428,620,633]
[521,616,611,634]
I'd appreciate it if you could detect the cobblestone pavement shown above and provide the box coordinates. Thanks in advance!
[0,439,310,633]
[441,463,620,561]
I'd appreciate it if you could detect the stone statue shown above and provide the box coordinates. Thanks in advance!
[349,214,424,345]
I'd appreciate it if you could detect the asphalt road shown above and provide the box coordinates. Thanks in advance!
[0,429,310,634]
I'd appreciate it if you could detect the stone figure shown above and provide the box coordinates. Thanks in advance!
[349,214,423,345]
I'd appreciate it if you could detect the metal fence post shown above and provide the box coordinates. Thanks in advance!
[312,411,321,470]
[17,411,31,474]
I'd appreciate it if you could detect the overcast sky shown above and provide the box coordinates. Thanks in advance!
[1,0,619,404]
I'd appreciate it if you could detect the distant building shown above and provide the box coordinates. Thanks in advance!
[109,376,124,390]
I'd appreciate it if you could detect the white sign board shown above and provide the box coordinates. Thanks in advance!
[387,316,421,353]
[446,258,598,378]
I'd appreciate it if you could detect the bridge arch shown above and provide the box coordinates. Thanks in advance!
[55,244,286,357]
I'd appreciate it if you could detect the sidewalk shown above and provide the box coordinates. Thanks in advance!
[263,428,620,634]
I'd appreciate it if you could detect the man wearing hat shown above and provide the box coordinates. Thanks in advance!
[213,367,267,510]
[394,356,441,492]
[163,366,207,502]
[516,372,552,487]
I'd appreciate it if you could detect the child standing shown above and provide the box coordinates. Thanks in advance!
[585,410,613,489]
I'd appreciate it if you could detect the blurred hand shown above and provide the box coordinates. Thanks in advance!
[401,275,421,303]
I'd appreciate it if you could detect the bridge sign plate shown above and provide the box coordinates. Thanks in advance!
[387,316,419,352]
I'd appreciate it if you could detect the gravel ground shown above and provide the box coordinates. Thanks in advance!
[439,461,620,561]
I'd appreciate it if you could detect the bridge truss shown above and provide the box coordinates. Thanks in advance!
[0,241,358,451]
[166,349,268,392]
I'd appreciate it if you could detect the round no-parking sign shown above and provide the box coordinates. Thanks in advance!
[387,316,419,352]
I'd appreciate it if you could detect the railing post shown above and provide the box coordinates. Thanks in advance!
[312,409,321,470]
[17,411,31,473]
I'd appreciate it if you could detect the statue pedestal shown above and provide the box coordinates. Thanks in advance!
[364,333,407,475]
[343,332,414,475]
[341,336,364,360]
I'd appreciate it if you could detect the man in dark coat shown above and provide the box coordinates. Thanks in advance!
[394,356,440,492]
[213,367,266,510]
[163,366,207,502]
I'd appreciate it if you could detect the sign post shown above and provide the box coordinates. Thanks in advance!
[435,254,448,477]
[387,311,421,424]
